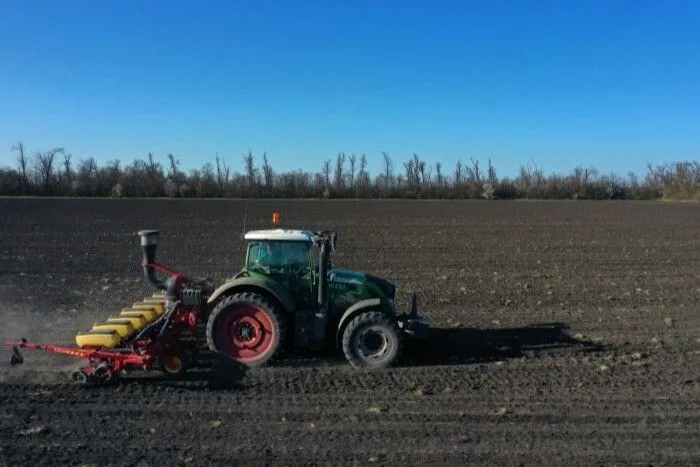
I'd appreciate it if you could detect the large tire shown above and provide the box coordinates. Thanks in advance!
[205,292,285,368]
[341,311,403,368]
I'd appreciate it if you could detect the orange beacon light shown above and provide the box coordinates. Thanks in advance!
[272,212,281,225]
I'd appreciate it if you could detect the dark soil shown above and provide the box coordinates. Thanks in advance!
[0,198,698,465]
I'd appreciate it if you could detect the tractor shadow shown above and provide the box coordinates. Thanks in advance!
[106,322,604,390]
[104,353,255,391]
[400,321,605,367]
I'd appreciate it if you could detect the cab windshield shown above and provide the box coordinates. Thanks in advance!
[246,240,311,269]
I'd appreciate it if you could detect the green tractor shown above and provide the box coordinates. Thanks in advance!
[4,217,428,384]
[202,221,429,369]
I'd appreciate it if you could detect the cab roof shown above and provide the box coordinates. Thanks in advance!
[244,229,315,242]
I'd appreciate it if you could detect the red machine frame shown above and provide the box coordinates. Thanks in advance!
[3,237,210,385]
[5,304,202,384]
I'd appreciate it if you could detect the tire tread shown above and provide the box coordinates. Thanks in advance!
[341,311,403,368]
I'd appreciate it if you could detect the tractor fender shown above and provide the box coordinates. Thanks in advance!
[206,278,296,313]
[335,298,385,346]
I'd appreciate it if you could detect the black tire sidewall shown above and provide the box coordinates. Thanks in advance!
[341,311,402,368]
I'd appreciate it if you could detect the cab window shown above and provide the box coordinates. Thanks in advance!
[246,240,311,268]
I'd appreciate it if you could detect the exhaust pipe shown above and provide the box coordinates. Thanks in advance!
[138,230,167,290]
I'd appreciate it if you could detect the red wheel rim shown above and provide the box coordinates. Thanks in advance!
[216,304,276,363]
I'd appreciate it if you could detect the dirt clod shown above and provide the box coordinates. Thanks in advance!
[18,426,50,436]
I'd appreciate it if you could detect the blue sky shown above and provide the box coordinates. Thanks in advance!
[1,0,698,179]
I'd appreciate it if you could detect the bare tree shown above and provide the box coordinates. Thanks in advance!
[487,158,497,184]
[454,160,463,186]
[143,152,164,195]
[382,151,393,189]
[404,153,426,189]
[347,153,356,188]
[215,153,230,192]
[404,157,416,188]
[457,158,482,197]
[420,161,433,185]
[167,153,179,178]
[63,153,72,178]
[4,141,679,201]
[105,159,121,196]
[418,158,426,185]
[435,162,443,188]
[146,152,159,176]
[334,152,345,189]
[11,142,28,194]
[262,152,274,192]
[199,162,219,197]
[34,147,64,195]
[62,152,73,194]
[77,156,97,183]
[358,153,369,189]
[322,160,331,188]
[466,158,482,183]
[243,151,258,195]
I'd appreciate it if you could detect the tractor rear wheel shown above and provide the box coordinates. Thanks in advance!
[205,292,285,368]
[341,311,403,368]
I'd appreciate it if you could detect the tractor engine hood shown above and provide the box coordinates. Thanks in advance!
[329,268,396,299]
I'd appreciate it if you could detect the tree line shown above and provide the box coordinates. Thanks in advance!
[1,141,699,200]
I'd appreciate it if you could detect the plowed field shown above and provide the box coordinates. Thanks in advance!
[0,199,698,465]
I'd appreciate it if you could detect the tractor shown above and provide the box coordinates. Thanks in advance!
[203,220,429,368]
[5,213,429,384]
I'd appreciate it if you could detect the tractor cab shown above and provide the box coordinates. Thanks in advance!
[241,228,333,309]
[244,229,318,272]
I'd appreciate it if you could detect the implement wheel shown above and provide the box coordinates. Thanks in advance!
[158,341,195,378]
[205,292,285,368]
[160,353,186,377]
[71,370,88,385]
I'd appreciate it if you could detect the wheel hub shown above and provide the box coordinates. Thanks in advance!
[358,328,389,359]
[230,316,264,348]
[215,304,276,363]
[237,323,255,341]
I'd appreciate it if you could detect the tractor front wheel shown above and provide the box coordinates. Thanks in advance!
[341,311,403,369]
[205,292,285,368]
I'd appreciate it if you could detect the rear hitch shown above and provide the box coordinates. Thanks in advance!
[408,293,418,317]
[397,294,430,340]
